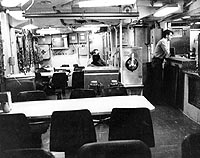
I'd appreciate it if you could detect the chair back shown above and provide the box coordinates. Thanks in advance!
[103,86,128,97]
[70,89,96,99]
[51,72,68,95]
[17,90,46,102]
[35,72,43,82]
[35,72,49,90]
[109,108,155,147]
[78,140,151,158]
[6,79,36,102]
[2,148,55,158]
[0,114,36,152]
[52,72,68,89]
[50,109,96,156]
[72,71,84,89]
[182,133,200,158]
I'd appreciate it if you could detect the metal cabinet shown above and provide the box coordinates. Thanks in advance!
[163,57,196,110]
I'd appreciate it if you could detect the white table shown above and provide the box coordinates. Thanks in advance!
[8,96,154,118]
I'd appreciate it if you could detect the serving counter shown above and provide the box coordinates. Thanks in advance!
[182,70,200,124]
[84,66,119,89]
[163,56,196,110]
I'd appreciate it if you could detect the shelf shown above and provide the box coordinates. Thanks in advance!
[51,47,68,50]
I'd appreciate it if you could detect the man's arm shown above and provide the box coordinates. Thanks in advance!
[160,40,170,58]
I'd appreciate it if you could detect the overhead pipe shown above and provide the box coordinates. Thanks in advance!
[24,12,139,19]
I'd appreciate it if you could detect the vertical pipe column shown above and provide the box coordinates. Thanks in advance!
[113,27,118,67]
[119,20,123,81]
[1,12,12,75]
[198,33,200,75]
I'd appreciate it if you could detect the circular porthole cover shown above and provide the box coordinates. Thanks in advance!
[125,57,138,72]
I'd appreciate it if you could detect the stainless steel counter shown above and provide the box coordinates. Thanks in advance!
[166,56,196,69]
[84,66,119,73]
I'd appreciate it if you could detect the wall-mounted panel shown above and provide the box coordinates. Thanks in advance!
[38,35,51,45]
[171,27,190,55]
[52,35,64,47]
[69,33,78,44]
[78,32,87,43]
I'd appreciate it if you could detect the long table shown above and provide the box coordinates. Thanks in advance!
[8,95,154,118]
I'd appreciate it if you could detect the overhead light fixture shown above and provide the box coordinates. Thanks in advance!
[182,15,190,19]
[78,0,136,8]
[190,22,194,26]
[36,27,61,35]
[153,4,180,17]
[151,2,163,7]
[1,0,29,7]
[22,19,38,30]
[173,18,182,22]
[8,10,26,20]
[22,24,38,30]
[75,24,109,32]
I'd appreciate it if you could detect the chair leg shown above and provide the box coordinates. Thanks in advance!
[65,152,78,158]
[56,92,62,100]
[62,88,66,95]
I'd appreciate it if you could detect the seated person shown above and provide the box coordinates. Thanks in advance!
[88,49,106,66]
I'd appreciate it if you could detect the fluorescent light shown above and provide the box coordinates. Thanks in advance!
[75,26,99,32]
[22,24,38,30]
[1,0,29,7]
[9,11,26,20]
[152,2,163,7]
[182,15,190,19]
[22,19,38,30]
[78,0,136,8]
[36,28,61,35]
[173,18,182,22]
[75,24,108,32]
[153,4,180,17]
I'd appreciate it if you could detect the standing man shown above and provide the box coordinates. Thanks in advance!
[151,29,173,104]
